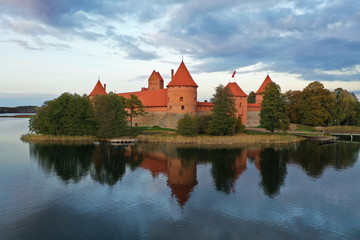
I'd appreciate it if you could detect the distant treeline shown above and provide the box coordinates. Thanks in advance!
[0,106,38,113]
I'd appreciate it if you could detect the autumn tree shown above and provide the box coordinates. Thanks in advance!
[247,91,256,103]
[260,82,289,133]
[298,81,335,126]
[332,88,359,125]
[124,94,145,128]
[285,90,301,123]
[208,85,238,136]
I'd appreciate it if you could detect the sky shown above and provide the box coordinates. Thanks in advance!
[0,0,359,106]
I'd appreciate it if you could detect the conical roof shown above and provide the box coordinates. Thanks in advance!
[256,75,273,94]
[167,61,198,87]
[225,82,248,97]
[89,80,107,96]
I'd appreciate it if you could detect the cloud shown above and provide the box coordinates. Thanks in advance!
[1,0,359,80]
[149,0,360,81]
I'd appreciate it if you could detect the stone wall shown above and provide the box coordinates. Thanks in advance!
[133,111,260,129]
[247,111,260,127]
[133,112,188,129]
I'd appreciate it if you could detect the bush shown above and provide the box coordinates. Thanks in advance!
[177,115,198,136]
[195,114,212,134]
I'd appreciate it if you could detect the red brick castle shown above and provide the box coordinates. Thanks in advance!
[89,61,272,128]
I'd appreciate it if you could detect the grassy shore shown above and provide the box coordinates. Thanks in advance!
[138,133,303,146]
[315,126,360,134]
[21,134,97,143]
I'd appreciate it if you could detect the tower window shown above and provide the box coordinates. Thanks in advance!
[180,97,183,101]
[181,106,185,110]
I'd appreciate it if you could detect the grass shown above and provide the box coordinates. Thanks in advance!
[137,133,303,146]
[318,126,360,134]
[295,124,315,132]
[137,126,176,132]
[21,134,97,143]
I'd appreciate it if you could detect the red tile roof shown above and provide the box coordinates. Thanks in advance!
[117,88,168,107]
[225,82,248,97]
[167,61,198,87]
[256,75,273,94]
[89,80,107,96]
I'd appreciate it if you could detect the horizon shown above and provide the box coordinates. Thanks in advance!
[1,0,359,107]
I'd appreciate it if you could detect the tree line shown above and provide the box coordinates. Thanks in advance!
[178,81,360,136]
[30,92,144,138]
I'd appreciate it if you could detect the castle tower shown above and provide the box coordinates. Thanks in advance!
[89,79,107,100]
[225,82,248,125]
[148,70,164,90]
[166,61,198,114]
[255,75,273,104]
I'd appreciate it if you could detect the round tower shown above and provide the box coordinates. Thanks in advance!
[166,61,198,114]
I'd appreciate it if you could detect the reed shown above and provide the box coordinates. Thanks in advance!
[21,134,97,143]
[137,133,303,146]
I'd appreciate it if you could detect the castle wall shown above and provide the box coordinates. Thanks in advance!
[133,112,191,129]
[144,106,167,112]
[233,96,248,125]
[247,111,261,127]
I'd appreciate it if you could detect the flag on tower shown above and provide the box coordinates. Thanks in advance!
[232,70,236,78]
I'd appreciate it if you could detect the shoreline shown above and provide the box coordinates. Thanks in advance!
[0,115,34,118]
[137,133,304,146]
[21,133,304,146]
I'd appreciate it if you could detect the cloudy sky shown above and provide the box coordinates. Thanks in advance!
[1,0,359,106]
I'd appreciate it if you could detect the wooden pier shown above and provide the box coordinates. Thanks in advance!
[315,136,337,145]
[109,138,139,145]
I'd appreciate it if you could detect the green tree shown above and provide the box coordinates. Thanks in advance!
[284,90,301,123]
[195,114,212,134]
[260,82,289,133]
[177,115,198,136]
[124,94,145,128]
[208,85,238,136]
[298,81,335,126]
[92,93,129,138]
[247,91,256,103]
[332,88,359,125]
[30,93,97,136]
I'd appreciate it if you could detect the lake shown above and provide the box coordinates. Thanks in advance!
[0,118,359,240]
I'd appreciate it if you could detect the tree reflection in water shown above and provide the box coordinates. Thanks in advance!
[288,141,360,178]
[30,143,94,183]
[30,143,144,185]
[258,148,287,197]
[30,141,360,200]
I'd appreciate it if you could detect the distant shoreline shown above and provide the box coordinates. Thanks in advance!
[0,115,34,118]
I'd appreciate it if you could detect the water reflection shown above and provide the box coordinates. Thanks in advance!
[287,142,359,177]
[30,143,94,183]
[30,141,360,205]
[258,148,287,197]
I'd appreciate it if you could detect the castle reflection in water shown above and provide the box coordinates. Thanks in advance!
[30,141,360,206]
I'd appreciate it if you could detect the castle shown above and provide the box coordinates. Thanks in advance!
[89,61,273,128]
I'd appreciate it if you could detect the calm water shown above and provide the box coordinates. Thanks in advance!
[0,118,360,240]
